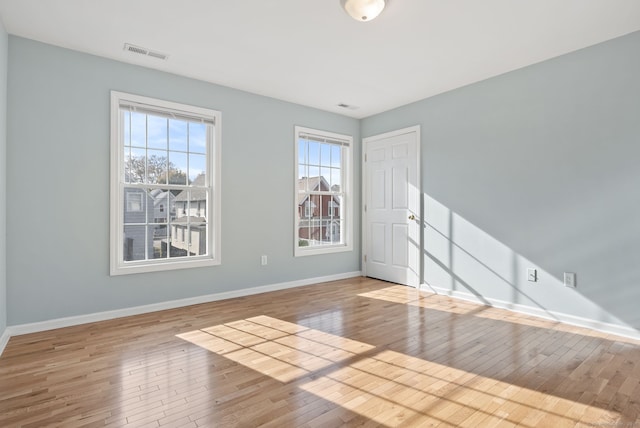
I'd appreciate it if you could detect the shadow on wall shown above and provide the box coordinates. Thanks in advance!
[422,193,640,334]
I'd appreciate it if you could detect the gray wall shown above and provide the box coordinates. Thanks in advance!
[0,19,7,336]
[362,31,640,330]
[6,30,639,333]
[6,37,360,325]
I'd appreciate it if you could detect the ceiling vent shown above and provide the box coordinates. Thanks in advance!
[337,103,359,111]
[123,43,168,61]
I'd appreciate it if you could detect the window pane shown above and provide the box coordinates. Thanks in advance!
[124,225,146,261]
[318,195,337,245]
[320,168,330,189]
[123,111,131,147]
[331,145,341,168]
[298,163,308,181]
[327,201,342,244]
[308,141,320,166]
[320,143,331,168]
[174,189,208,219]
[189,123,207,154]
[168,151,188,185]
[169,119,188,152]
[189,154,206,183]
[330,168,341,190]
[187,223,208,256]
[127,148,146,183]
[124,188,146,223]
[168,222,188,259]
[298,222,310,247]
[298,140,307,165]
[327,220,341,244]
[150,188,169,223]
[123,147,131,182]
[146,150,168,184]
[147,115,168,150]
[130,112,146,148]
[150,225,167,259]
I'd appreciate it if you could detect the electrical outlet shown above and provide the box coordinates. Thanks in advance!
[261,255,268,266]
[527,268,537,282]
[564,272,576,288]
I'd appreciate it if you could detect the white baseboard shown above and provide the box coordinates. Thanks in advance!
[4,271,363,340]
[0,328,10,356]
[425,284,640,341]
[5,272,636,358]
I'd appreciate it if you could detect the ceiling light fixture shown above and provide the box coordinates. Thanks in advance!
[341,0,386,22]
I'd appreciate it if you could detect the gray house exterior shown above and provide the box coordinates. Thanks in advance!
[172,174,207,256]
[123,188,155,261]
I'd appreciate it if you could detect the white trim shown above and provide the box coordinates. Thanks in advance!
[362,125,421,283]
[110,91,222,275]
[0,329,10,356]
[3,271,637,356]
[294,126,353,257]
[3,272,363,339]
[425,284,640,341]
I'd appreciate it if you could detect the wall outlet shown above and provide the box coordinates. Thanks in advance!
[261,255,268,266]
[527,268,537,282]
[564,272,576,288]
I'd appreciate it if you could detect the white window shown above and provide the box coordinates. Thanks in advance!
[295,126,352,256]
[110,91,221,275]
[304,200,316,218]
[328,200,339,218]
[126,192,143,212]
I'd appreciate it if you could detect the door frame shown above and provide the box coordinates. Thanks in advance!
[362,125,421,286]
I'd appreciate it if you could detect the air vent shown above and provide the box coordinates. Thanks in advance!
[337,103,359,110]
[124,43,168,61]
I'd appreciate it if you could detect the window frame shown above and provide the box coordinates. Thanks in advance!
[110,91,222,275]
[294,126,353,257]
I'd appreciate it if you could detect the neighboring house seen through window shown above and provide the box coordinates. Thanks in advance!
[126,192,144,212]
[110,91,221,275]
[295,126,352,256]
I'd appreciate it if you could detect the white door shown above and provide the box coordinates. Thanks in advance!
[363,126,420,287]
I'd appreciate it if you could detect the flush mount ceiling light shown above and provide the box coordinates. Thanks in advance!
[341,0,386,22]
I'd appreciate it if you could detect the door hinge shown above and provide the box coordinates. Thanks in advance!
[364,204,367,212]
[364,153,367,162]
[364,255,367,262]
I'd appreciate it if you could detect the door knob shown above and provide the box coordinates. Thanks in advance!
[408,214,416,220]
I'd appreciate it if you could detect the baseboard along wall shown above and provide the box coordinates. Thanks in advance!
[424,284,640,341]
[0,271,362,356]
[2,272,638,357]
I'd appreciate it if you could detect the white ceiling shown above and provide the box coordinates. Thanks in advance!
[0,0,639,118]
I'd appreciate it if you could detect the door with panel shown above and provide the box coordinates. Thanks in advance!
[363,127,420,287]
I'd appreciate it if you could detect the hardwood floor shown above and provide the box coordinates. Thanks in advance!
[1,277,639,427]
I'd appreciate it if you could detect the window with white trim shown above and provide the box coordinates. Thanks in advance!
[110,91,221,275]
[295,126,352,256]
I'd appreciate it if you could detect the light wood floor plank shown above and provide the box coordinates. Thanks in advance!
[1,277,640,427]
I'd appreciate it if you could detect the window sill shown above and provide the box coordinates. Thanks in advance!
[110,257,220,276]
[294,244,352,257]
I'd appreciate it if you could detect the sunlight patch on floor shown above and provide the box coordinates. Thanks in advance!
[176,314,615,427]
[177,315,374,383]
[299,348,610,427]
